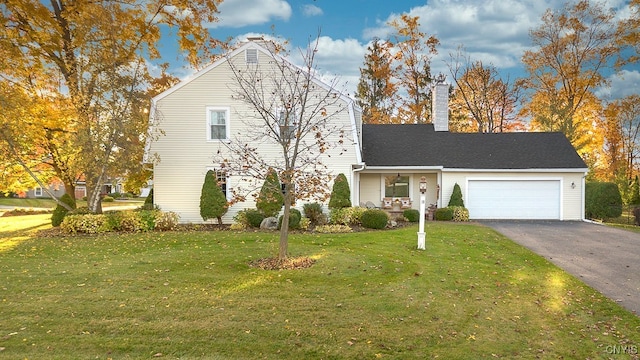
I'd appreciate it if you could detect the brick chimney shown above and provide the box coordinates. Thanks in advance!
[431,75,449,132]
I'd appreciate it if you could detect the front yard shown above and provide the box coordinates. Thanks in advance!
[1,216,639,359]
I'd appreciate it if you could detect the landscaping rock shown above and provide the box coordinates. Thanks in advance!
[260,217,278,230]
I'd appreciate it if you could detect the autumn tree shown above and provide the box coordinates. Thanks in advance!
[0,0,222,212]
[216,37,351,260]
[388,14,440,124]
[603,95,640,182]
[356,38,397,124]
[447,48,521,133]
[520,0,621,153]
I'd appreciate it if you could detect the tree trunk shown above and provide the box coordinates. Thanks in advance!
[278,185,292,260]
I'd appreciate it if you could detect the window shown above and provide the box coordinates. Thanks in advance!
[277,107,297,139]
[246,49,258,64]
[34,187,43,197]
[385,174,409,198]
[216,170,227,198]
[207,107,230,141]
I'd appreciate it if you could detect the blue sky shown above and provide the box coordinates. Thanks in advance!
[159,0,639,101]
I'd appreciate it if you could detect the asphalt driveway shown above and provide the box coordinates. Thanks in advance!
[480,220,640,316]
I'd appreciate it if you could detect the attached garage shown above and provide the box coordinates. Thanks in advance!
[467,179,561,220]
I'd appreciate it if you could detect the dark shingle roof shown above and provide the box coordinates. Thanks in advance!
[361,124,587,169]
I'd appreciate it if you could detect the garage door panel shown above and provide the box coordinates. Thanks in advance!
[468,180,560,220]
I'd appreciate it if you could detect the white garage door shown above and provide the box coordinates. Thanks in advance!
[467,180,561,220]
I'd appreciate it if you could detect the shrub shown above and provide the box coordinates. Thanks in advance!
[448,183,464,207]
[451,206,470,222]
[200,170,228,225]
[585,182,623,219]
[360,209,389,229]
[256,168,284,217]
[61,214,107,234]
[435,207,454,221]
[60,210,179,233]
[102,195,115,202]
[328,173,351,209]
[303,202,327,226]
[403,209,420,222]
[314,224,353,233]
[244,209,265,228]
[153,211,180,231]
[144,189,154,206]
[330,206,366,226]
[630,175,640,206]
[51,193,76,227]
[278,208,301,230]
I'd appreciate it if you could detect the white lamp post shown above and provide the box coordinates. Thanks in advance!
[417,176,427,250]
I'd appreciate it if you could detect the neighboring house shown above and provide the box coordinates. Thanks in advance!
[145,39,588,224]
[25,178,125,199]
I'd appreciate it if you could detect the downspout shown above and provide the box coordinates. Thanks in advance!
[352,163,366,207]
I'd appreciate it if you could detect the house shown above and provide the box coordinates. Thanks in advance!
[144,39,588,223]
[144,39,362,224]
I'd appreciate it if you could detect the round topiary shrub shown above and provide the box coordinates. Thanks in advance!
[450,206,469,222]
[435,207,454,221]
[403,208,420,222]
[245,209,266,228]
[51,193,76,227]
[361,209,389,229]
[102,195,115,202]
[278,208,301,230]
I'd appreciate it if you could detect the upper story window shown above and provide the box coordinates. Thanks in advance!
[246,49,258,64]
[207,107,230,141]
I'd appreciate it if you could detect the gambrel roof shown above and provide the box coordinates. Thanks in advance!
[361,124,587,170]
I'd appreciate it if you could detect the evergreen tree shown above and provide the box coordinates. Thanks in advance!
[256,168,284,217]
[328,173,351,209]
[200,170,228,225]
[448,183,464,207]
[631,175,640,205]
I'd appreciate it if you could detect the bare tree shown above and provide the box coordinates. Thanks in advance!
[447,47,520,133]
[216,37,352,261]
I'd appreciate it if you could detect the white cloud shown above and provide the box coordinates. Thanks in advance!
[302,4,323,17]
[211,0,292,28]
[596,70,640,101]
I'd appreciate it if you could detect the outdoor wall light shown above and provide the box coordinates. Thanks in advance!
[571,181,576,189]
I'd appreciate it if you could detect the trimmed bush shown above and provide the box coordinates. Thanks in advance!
[403,209,420,222]
[245,209,265,228]
[278,208,301,230]
[451,206,470,222]
[303,202,327,226]
[200,170,228,225]
[630,176,640,205]
[328,173,351,209]
[60,210,179,233]
[585,182,622,219]
[448,183,464,207]
[102,195,115,202]
[329,206,366,226]
[361,209,389,229]
[256,168,284,217]
[435,207,454,221]
[51,193,76,227]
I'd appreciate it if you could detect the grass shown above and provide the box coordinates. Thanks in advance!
[1,218,639,359]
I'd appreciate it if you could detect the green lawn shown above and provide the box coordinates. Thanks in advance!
[1,217,639,359]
